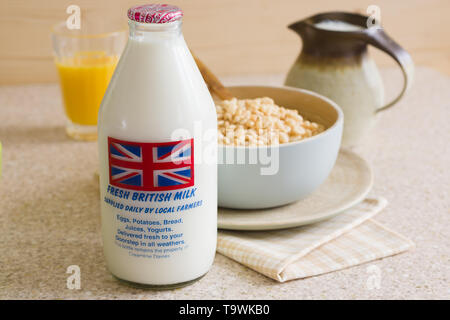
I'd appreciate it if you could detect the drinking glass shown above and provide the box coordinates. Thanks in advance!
[52,22,126,141]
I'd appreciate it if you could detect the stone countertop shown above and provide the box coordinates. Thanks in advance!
[0,67,448,299]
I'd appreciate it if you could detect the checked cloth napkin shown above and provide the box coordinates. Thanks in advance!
[217,197,414,282]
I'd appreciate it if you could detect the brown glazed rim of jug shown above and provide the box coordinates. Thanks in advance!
[298,11,374,34]
[288,12,377,63]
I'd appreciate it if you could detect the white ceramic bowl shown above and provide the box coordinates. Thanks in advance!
[218,86,343,209]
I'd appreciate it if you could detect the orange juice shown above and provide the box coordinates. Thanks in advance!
[56,51,118,126]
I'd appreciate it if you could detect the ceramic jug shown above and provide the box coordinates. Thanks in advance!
[285,12,414,147]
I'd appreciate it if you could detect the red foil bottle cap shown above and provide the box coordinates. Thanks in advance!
[127,4,183,24]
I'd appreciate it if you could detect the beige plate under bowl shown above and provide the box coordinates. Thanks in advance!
[218,149,373,230]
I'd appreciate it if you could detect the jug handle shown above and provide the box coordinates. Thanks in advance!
[364,28,415,113]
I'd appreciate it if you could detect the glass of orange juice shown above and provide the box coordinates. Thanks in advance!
[52,22,126,141]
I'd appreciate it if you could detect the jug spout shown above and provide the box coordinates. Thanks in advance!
[287,20,307,37]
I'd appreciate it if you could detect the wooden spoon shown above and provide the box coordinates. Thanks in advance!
[192,54,234,101]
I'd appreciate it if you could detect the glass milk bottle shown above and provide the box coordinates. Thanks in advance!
[98,4,217,288]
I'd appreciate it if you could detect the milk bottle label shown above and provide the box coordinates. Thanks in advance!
[104,136,202,259]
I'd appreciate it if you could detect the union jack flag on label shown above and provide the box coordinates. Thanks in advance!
[108,137,194,191]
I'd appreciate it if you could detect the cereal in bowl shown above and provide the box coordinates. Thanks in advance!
[216,97,325,146]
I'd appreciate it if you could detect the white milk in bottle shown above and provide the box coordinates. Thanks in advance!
[98,4,217,288]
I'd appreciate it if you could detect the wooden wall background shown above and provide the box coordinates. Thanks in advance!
[0,0,449,84]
